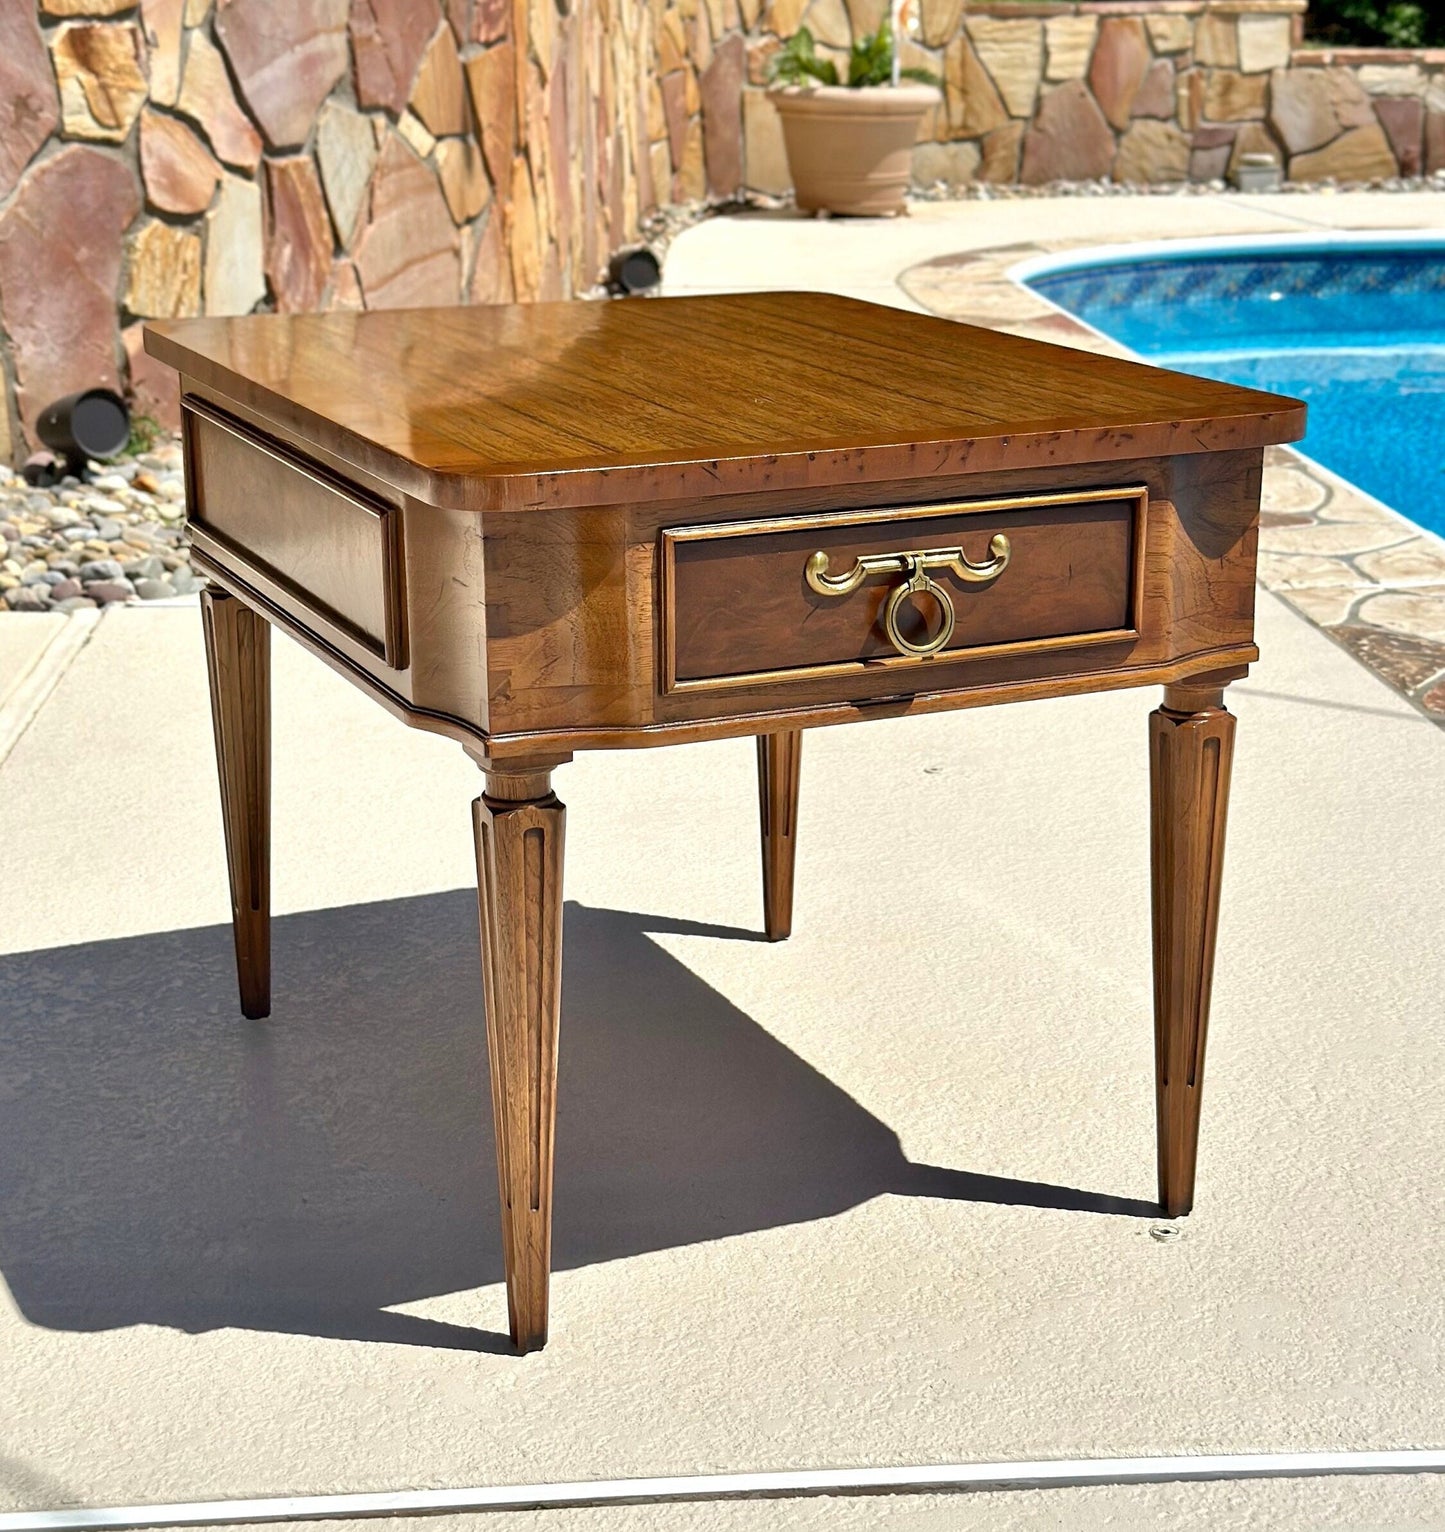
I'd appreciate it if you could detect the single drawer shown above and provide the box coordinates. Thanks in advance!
[183,398,405,667]
[661,486,1146,692]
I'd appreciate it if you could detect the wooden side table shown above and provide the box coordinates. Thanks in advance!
[146,294,1304,1352]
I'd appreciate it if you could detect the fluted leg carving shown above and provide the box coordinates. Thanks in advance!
[757,730,802,942]
[201,587,271,1020]
[473,768,566,1353]
[1149,684,1236,1218]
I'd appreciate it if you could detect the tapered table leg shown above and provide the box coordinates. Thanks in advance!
[1149,683,1236,1218]
[473,767,566,1353]
[757,730,802,942]
[201,588,271,1020]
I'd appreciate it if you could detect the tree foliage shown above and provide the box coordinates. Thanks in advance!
[1305,0,1445,47]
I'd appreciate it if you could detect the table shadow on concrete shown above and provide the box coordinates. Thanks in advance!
[0,893,1156,1352]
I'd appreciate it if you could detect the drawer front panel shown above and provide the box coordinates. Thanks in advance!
[183,398,404,667]
[662,486,1145,692]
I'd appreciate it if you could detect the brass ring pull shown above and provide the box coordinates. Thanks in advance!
[804,534,1011,660]
[883,560,955,657]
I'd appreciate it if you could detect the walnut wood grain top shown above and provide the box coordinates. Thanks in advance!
[146,292,1305,512]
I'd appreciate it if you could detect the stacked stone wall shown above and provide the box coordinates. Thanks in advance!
[733,1,1445,191]
[0,0,679,459]
[0,0,1440,465]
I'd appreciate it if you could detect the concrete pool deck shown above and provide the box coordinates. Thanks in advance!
[1,191,1443,1531]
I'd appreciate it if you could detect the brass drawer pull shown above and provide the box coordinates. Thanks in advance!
[804,536,1011,658]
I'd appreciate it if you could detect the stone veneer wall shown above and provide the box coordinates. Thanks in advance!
[735,0,1445,193]
[1,0,1441,467]
[0,0,724,462]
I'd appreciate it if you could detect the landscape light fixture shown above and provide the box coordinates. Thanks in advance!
[35,387,130,479]
[607,246,662,295]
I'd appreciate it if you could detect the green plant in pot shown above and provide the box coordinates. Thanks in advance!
[766,19,941,217]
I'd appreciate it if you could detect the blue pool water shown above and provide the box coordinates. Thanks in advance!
[1024,239,1445,536]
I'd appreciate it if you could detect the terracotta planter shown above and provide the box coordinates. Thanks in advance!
[768,83,940,216]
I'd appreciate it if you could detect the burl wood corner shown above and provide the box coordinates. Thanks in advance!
[145,293,1304,1353]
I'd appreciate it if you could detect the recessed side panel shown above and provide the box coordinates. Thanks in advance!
[184,397,405,668]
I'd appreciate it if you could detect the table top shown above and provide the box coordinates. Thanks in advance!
[147,292,1305,512]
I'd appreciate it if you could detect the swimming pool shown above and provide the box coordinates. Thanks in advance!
[1017,235,1445,538]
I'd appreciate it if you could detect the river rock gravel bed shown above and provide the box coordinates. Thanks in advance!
[0,438,204,612]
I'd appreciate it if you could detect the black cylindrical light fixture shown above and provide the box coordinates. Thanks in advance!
[607,246,662,295]
[36,387,130,474]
